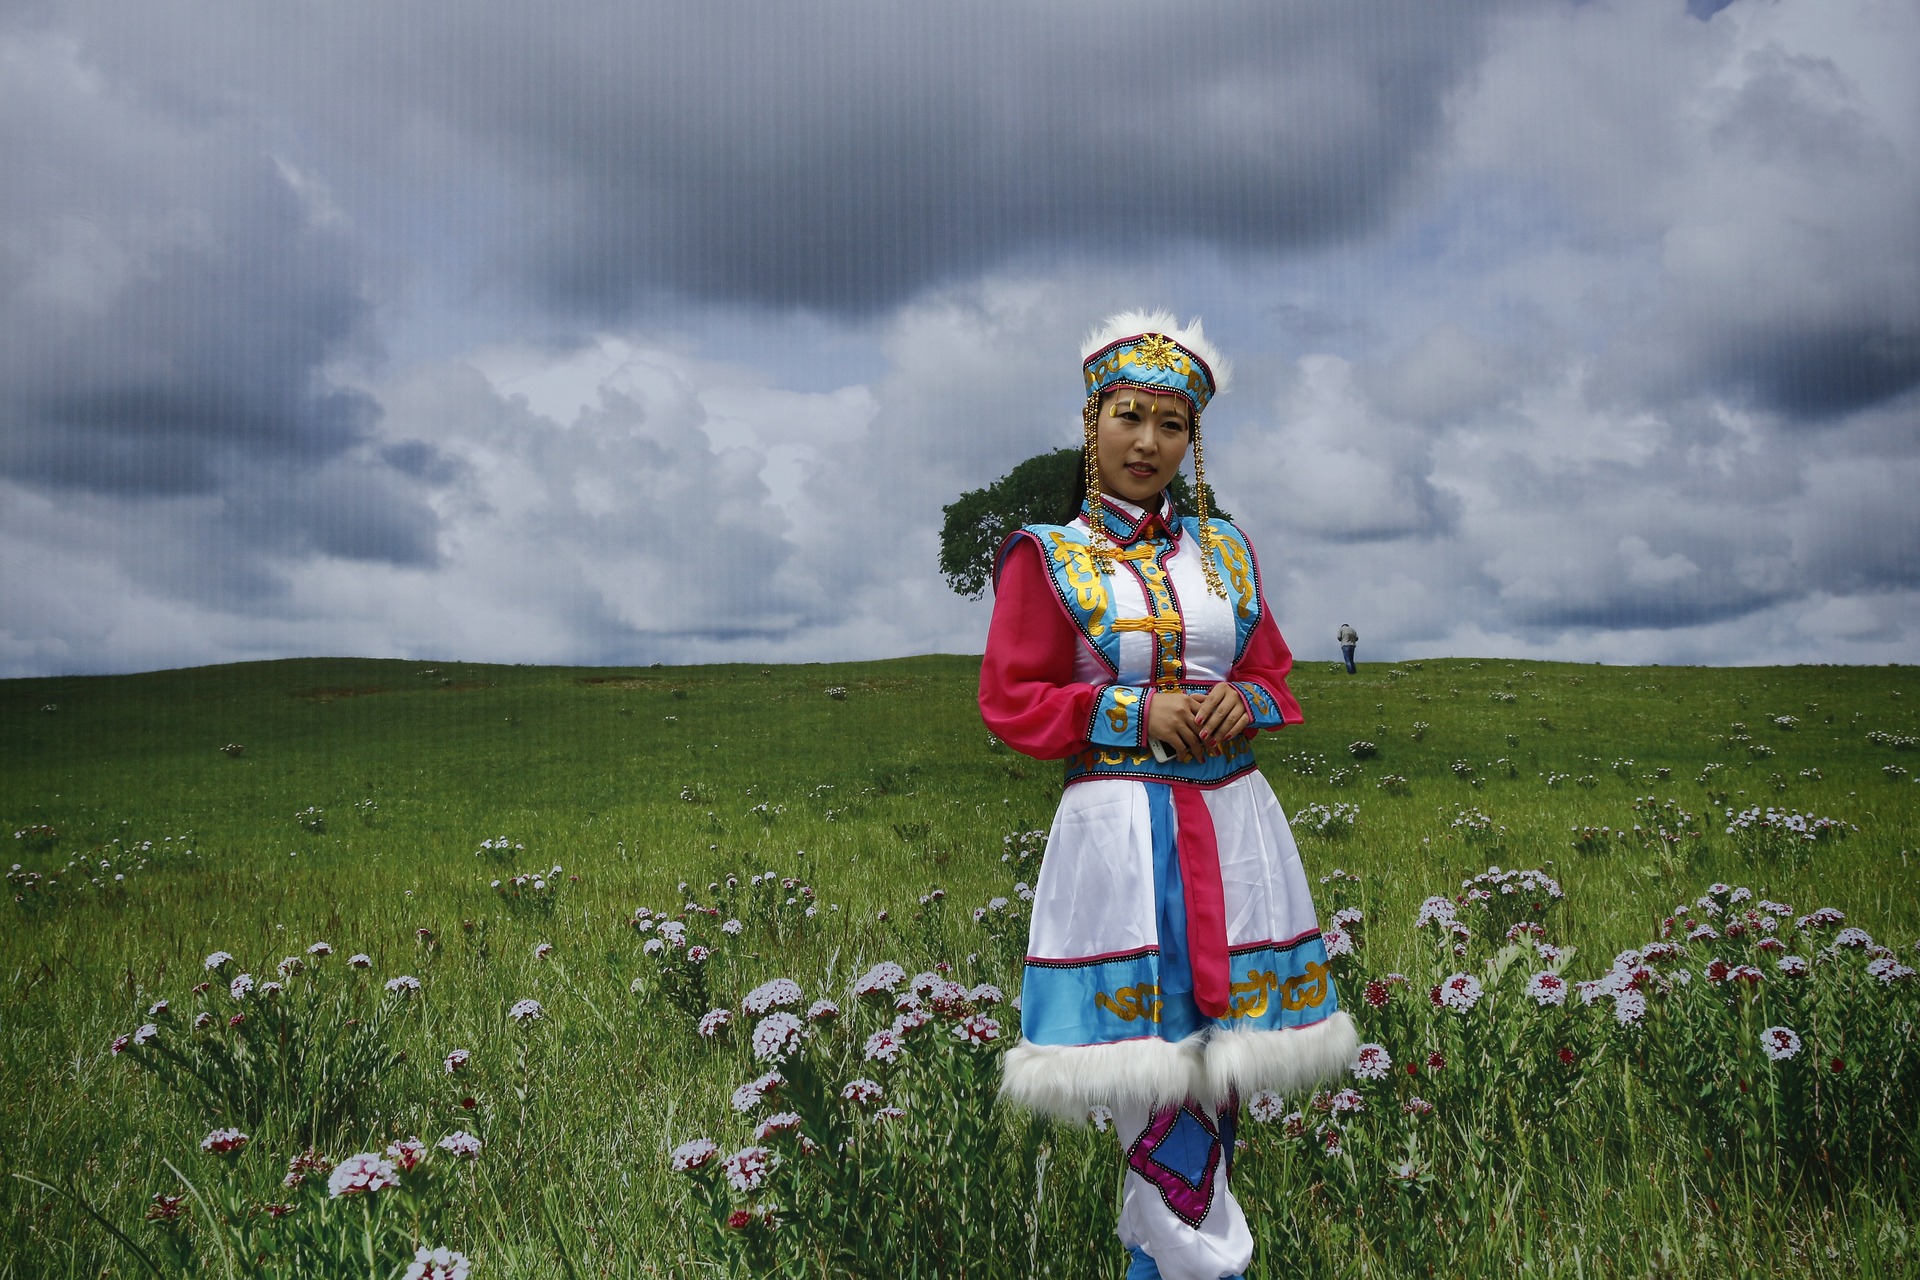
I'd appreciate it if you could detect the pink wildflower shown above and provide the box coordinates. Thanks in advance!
[327,1152,399,1197]
[1350,1043,1391,1081]
[754,1112,802,1141]
[952,1014,1001,1046]
[1526,972,1567,1006]
[742,978,805,1016]
[1759,1025,1802,1061]
[731,1070,784,1113]
[751,1012,805,1062]
[1247,1090,1286,1123]
[840,1078,884,1106]
[436,1131,483,1158]
[1435,972,1483,1014]
[863,1028,905,1064]
[384,1137,427,1172]
[200,1127,249,1155]
[670,1138,717,1172]
[402,1247,470,1280]
[720,1146,779,1193]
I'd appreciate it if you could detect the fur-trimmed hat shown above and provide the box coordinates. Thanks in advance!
[1080,310,1231,414]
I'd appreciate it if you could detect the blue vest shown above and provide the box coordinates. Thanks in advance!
[996,509,1273,788]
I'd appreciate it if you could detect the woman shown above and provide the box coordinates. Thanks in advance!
[979,311,1356,1280]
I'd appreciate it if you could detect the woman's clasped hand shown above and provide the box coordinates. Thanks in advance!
[1145,684,1251,761]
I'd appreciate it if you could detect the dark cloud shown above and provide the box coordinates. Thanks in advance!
[0,27,443,583]
[44,0,1508,316]
[1702,323,1920,421]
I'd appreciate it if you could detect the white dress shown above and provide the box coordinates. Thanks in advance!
[981,494,1357,1279]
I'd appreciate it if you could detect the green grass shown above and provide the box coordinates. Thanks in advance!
[2,655,1917,1278]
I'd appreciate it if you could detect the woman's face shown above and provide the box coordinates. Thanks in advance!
[1095,388,1191,506]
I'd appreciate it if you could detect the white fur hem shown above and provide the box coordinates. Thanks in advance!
[999,1011,1357,1121]
[1202,1011,1357,1103]
[999,1034,1206,1122]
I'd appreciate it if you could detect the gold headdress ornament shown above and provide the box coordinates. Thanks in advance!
[1079,312,1231,598]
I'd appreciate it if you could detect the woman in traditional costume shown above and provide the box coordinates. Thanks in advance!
[979,311,1356,1280]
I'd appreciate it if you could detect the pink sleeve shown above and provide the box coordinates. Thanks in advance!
[977,536,1101,760]
[1229,598,1305,734]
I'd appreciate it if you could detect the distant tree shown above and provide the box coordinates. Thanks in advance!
[939,448,1232,599]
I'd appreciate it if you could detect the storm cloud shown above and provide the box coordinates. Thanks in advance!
[0,0,1916,676]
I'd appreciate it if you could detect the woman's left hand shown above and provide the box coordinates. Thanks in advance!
[1192,683,1252,745]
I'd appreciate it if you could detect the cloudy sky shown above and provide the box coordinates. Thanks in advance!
[2,0,1916,677]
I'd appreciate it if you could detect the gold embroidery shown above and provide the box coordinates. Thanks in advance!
[1129,334,1183,372]
[1113,615,1183,636]
[1228,970,1280,1019]
[1107,686,1140,734]
[1047,532,1111,636]
[1210,526,1255,619]
[1096,983,1162,1022]
[1279,962,1330,1011]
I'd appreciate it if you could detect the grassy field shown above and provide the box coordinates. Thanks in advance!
[2,655,1917,1278]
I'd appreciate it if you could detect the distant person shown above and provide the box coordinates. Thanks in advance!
[1338,622,1358,674]
[979,311,1355,1280]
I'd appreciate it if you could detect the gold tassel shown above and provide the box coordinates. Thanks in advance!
[1082,392,1114,570]
[1191,410,1227,599]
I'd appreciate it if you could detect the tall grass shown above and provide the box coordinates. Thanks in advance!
[2,655,1915,1277]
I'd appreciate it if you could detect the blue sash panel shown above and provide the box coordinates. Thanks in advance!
[1089,684,1148,749]
[1021,932,1338,1047]
[1229,681,1287,732]
[1021,782,1339,1048]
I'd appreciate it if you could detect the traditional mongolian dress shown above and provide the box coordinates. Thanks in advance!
[980,489,1357,1280]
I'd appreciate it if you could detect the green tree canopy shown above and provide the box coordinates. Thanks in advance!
[939,448,1231,599]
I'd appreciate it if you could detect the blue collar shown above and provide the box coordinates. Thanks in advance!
[1083,495,1177,547]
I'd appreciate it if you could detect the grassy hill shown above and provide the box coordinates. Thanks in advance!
[2,656,1916,1278]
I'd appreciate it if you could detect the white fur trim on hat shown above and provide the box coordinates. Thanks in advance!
[1080,309,1233,397]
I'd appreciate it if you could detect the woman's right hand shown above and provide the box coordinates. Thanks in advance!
[1145,689,1206,761]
